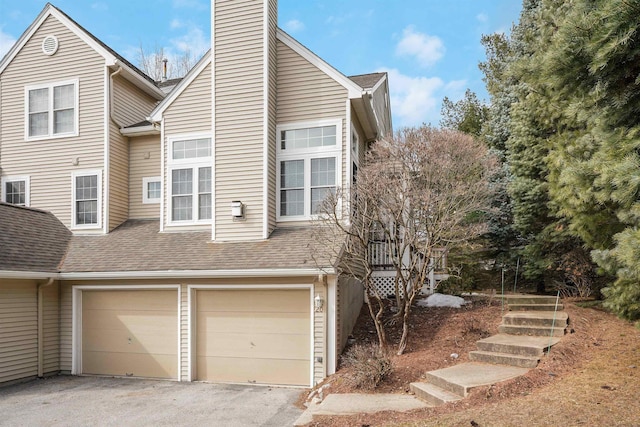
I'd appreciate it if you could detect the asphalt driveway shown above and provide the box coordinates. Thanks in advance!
[0,376,303,426]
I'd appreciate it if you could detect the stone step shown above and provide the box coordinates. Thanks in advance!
[498,324,566,337]
[509,303,563,311]
[476,334,561,357]
[410,382,462,406]
[425,363,530,397]
[469,350,540,368]
[504,295,560,305]
[502,311,568,328]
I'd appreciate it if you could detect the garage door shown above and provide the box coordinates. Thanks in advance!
[82,290,178,379]
[196,289,310,386]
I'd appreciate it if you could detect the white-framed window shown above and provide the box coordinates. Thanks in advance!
[351,123,360,186]
[1,176,30,207]
[72,170,102,229]
[142,177,161,204]
[25,79,79,140]
[276,119,342,220]
[168,135,212,224]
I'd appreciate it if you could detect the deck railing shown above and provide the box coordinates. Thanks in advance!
[368,241,447,273]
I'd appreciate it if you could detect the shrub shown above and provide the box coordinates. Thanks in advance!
[341,343,393,390]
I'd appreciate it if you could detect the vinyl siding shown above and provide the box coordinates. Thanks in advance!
[213,0,267,241]
[109,76,159,230]
[371,80,392,138]
[0,15,105,229]
[0,281,37,383]
[43,282,60,375]
[313,281,326,384]
[337,275,364,351]
[276,40,349,225]
[129,134,162,219]
[162,62,212,231]
[60,282,72,372]
[266,0,278,235]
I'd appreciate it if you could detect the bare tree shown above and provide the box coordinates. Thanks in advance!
[313,126,497,354]
[137,44,198,81]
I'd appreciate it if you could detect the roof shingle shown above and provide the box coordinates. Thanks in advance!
[0,203,71,273]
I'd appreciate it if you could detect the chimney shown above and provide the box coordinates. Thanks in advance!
[161,58,168,82]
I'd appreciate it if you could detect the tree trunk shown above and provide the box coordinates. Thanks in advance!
[396,302,411,355]
[365,289,387,348]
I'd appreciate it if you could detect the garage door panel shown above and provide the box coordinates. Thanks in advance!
[197,356,310,386]
[83,291,176,310]
[196,290,309,312]
[196,289,311,386]
[81,290,178,380]
[196,332,309,359]
[83,351,178,379]
[83,327,177,355]
[196,311,308,334]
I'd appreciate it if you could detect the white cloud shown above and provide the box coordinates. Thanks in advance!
[172,0,207,10]
[170,26,209,57]
[476,13,489,23]
[284,19,305,34]
[395,26,445,68]
[91,2,108,12]
[382,68,444,127]
[0,27,17,60]
[170,19,184,30]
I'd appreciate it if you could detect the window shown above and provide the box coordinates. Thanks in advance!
[25,79,78,140]
[277,120,342,220]
[142,177,161,204]
[168,136,212,224]
[351,124,360,186]
[1,176,30,206]
[72,170,101,228]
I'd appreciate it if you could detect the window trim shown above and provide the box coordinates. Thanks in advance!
[1,175,30,207]
[142,176,162,204]
[167,134,212,226]
[71,169,102,230]
[276,119,342,221]
[24,78,79,141]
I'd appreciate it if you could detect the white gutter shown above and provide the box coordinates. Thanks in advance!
[120,123,160,137]
[37,277,55,377]
[0,271,57,280]
[58,268,336,280]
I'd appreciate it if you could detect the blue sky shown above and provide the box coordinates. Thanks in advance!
[0,0,521,129]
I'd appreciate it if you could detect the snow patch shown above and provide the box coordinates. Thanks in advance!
[417,293,468,308]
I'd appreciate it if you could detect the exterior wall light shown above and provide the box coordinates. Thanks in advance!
[231,200,245,220]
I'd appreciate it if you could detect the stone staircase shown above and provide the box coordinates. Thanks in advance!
[411,294,568,406]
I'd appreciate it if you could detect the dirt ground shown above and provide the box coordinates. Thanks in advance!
[303,297,640,426]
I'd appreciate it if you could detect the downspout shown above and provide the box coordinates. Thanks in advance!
[37,277,55,377]
[104,66,123,234]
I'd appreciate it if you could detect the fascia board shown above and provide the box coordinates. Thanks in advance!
[59,268,336,280]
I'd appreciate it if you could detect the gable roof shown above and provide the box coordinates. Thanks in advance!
[0,3,164,100]
[0,203,71,275]
[349,73,386,90]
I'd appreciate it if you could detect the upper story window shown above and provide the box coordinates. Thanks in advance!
[168,136,212,224]
[351,124,360,186]
[277,120,342,220]
[1,176,30,207]
[142,177,161,204]
[25,79,79,140]
[72,170,102,229]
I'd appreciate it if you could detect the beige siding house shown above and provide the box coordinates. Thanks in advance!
[0,1,391,388]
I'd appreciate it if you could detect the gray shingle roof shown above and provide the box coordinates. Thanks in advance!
[0,203,71,272]
[349,72,386,89]
[61,220,335,273]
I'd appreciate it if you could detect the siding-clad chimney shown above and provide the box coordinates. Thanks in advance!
[212,0,277,241]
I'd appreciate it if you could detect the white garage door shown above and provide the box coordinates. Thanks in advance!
[82,290,178,379]
[196,289,311,386]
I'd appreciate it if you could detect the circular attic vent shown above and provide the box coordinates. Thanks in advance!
[42,35,59,56]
